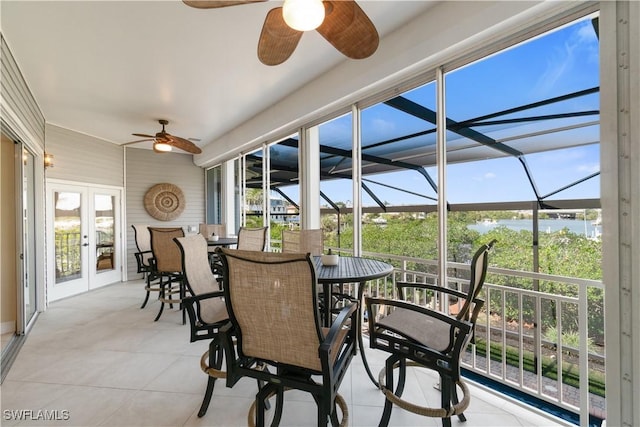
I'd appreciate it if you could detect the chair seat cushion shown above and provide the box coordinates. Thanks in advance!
[200,297,229,325]
[377,307,451,353]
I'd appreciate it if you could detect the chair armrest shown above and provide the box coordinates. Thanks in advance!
[395,281,470,301]
[320,302,358,376]
[183,290,224,305]
[134,250,154,272]
[321,302,358,348]
[182,290,226,338]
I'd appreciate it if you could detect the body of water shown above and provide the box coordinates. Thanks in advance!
[468,218,601,238]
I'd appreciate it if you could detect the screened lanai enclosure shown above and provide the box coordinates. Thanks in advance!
[207,11,603,427]
[241,15,600,215]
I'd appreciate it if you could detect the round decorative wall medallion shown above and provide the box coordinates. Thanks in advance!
[144,183,185,221]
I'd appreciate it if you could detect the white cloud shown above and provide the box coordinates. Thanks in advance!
[532,20,598,96]
[472,172,497,182]
[576,21,598,45]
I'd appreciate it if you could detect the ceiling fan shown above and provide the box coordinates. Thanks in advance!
[124,119,202,154]
[183,0,379,66]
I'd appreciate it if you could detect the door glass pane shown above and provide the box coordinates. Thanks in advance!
[95,194,115,272]
[22,148,37,322]
[54,192,82,283]
[206,166,222,224]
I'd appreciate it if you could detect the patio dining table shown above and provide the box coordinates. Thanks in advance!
[205,236,238,247]
[313,255,394,386]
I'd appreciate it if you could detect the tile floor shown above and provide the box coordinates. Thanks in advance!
[1,281,571,427]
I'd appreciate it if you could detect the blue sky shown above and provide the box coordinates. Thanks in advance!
[276,14,600,207]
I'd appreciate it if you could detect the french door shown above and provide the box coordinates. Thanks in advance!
[47,182,122,301]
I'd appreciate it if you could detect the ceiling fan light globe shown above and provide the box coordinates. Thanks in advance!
[282,0,325,32]
[154,141,173,152]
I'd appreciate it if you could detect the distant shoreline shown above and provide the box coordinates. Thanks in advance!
[468,218,601,238]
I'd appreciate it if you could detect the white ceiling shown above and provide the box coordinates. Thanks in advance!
[0,0,437,153]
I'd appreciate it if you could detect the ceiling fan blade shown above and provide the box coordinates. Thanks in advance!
[166,135,203,154]
[122,138,154,146]
[132,133,155,138]
[182,0,267,9]
[316,0,379,60]
[258,7,303,66]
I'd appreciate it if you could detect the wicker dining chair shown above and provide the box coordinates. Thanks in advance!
[217,248,358,426]
[365,239,496,427]
[281,228,324,256]
[282,228,350,322]
[174,234,229,417]
[131,224,160,309]
[148,227,185,323]
[236,226,268,251]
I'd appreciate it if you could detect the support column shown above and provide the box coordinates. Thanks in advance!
[300,127,320,229]
[436,66,447,288]
[352,105,362,257]
[222,159,235,235]
[601,2,640,426]
[262,143,270,230]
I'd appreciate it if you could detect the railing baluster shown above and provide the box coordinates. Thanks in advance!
[579,284,589,427]
[502,288,507,382]
[519,292,525,388]
[556,297,563,404]
[536,294,543,396]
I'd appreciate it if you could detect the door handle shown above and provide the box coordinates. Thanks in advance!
[82,243,89,247]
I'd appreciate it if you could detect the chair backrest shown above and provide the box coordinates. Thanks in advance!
[236,226,268,251]
[148,227,185,273]
[175,234,227,325]
[281,229,324,256]
[218,248,323,371]
[456,239,496,321]
[132,224,153,265]
[199,223,226,239]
